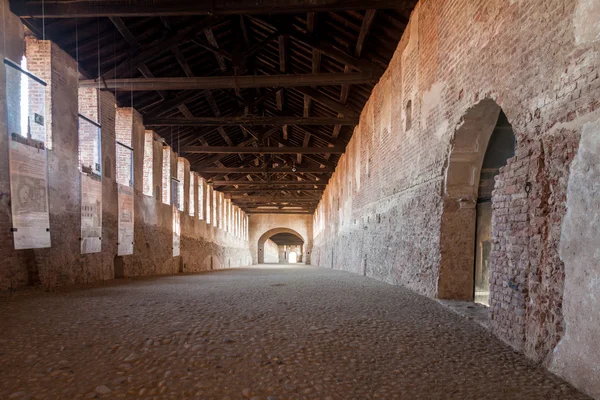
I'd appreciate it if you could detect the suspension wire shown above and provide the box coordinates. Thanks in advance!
[75,19,78,76]
[42,0,45,40]
[97,18,101,123]
[2,0,7,59]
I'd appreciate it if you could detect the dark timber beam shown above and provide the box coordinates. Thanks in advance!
[196,167,334,174]
[146,116,358,126]
[81,72,376,91]
[182,146,344,154]
[230,196,320,201]
[245,211,314,214]
[101,17,220,78]
[221,187,324,192]
[211,181,326,186]
[12,1,410,17]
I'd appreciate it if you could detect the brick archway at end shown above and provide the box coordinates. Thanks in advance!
[257,228,305,264]
[438,98,511,301]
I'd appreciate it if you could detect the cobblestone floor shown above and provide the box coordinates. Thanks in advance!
[0,265,589,400]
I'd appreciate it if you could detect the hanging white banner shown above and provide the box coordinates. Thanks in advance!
[117,183,134,255]
[5,59,51,249]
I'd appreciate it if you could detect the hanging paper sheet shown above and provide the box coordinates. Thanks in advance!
[79,115,102,254]
[81,172,102,253]
[5,59,51,249]
[173,206,181,257]
[117,183,134,255]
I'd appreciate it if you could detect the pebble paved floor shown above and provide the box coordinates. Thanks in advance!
[0,265,589,400]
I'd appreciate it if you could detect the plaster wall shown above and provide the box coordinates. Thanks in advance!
[264,239,279,264]
[311,0,600,397]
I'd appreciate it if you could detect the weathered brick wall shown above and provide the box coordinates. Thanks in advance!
[311,0,600,396]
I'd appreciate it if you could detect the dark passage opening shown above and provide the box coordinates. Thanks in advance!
[475,111,515,306]
[114,255,124,279]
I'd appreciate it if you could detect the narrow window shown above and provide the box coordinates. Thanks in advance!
[405,100,412,131]
[142,131,154,196]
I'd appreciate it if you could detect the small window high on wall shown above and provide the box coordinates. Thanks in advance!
[405,100,413,131]
[4,57,51,249]
[162,148,171,205]
[143,131,153,196]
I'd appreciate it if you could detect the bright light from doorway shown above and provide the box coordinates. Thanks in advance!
[289,252,297,264]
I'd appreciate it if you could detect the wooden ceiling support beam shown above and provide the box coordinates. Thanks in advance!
[294,86,357,117]
[100,16,220,78]
[211,181,326,186]
[220,187,324,192]
[146,116,357,126]
[81,72,376,91]
[182,146,344,154]
[195,166,334,174]
[244,211,314,214]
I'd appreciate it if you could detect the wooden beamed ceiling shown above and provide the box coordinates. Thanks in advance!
[15,0,417,213]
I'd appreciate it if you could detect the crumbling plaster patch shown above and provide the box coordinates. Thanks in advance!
[574,0,600,45]
[551,118,600,399]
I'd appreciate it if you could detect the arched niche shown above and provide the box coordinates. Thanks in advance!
[257,228,305,264]
[438,99,515,301]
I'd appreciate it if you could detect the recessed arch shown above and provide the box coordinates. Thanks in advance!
[258,228,305,264]
[438,99,516,301]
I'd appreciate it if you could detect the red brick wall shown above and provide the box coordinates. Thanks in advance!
[312,0,600,373]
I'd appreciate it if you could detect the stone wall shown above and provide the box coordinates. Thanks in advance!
[0,16,251,290]
[311,0,600,397]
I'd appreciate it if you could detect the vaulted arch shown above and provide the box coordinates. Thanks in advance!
[438,99,516,301]
[257,228,305,264]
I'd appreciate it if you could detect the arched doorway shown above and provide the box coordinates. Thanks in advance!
[474,111,515,305]
[258,228,305,264]
[439,99,516,302]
